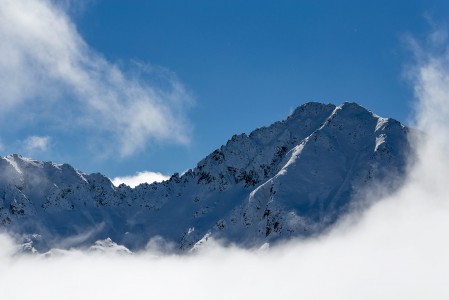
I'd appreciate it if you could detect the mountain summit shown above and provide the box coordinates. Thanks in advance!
[0,102,411,252]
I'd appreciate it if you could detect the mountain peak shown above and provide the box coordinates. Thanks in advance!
[0,102,411,251]
[337,101,376,114]
[287,102,336,121]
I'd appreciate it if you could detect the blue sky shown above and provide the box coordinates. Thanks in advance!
[0,0,448,181]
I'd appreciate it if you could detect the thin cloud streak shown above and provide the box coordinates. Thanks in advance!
[0,0,192,157]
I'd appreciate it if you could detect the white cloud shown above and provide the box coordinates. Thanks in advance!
[111,171,169,188]
[0,0,192,157]
[24,135,51,152]
[404,27,449,141]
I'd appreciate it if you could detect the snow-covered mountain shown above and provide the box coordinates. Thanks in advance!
[0,102,411,252]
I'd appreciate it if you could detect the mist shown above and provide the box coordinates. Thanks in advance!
[1,35,449,300]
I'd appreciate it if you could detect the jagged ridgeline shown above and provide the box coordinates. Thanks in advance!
[0,102,411,252]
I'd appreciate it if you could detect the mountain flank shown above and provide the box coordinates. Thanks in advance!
[0,102,411,252]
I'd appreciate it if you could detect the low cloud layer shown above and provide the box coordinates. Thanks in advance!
[111,171,170,188]
[0,0,191,157]
[0,25,448,300]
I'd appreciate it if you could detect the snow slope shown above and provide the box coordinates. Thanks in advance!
[0,102,411,251]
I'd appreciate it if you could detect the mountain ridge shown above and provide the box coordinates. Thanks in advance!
[0,102,411,252]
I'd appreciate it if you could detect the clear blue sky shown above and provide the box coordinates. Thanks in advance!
[1,0,448,178]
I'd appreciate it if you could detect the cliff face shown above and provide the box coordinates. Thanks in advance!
[0,102,411,251]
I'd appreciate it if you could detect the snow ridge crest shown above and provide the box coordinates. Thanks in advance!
[0,102,411,251]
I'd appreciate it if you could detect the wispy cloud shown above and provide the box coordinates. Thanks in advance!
[23,135,51,152]
[405,27,449,143]
[0,0,192,157]
[111,171,169,188]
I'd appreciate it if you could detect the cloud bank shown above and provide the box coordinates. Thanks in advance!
[0,26,449,300]
[0,0,191,157]
[111,171,170,188]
